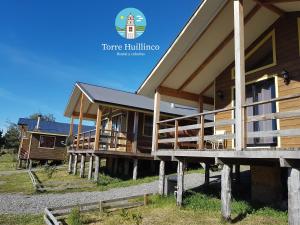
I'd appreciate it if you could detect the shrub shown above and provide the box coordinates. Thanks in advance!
[67,207,83,225]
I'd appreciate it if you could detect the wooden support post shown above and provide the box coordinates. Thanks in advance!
[88,155,93,180]
[94,156,100,182]
[77,93,84,150]
[174,120,179,149]
[288,167,300,225]
[69,116,74,136]
[198,96,204,149]
[234,0,246,151]
[124,159,130,176]
[113,158,118,175]
[94,106,102,150]
[158,160,165,195]
[235,164,241,183]
[132,112,139,153]
[177,160,185,206]
[73,154,78,175]
[68,154,73,174]
[221,164,232,221]
[144,194,149,206]
[133,159,138,180]
[152,91,161,153]
[79,154,85,178]
[205,163,210,184]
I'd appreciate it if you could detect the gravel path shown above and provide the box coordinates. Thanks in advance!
[0,172,220,214]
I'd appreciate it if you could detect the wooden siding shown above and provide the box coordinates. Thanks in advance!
[29,133,67,161]
[215,12,300,149]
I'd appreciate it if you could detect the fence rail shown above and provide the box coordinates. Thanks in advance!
[155,94,300,151]
[44,194,150,225]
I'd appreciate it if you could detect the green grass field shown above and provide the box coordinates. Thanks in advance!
[0,153,17,171]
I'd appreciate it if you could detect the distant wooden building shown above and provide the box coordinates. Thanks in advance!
[64,82,196,180]
[137,0,300,224]
[17,116,93,168]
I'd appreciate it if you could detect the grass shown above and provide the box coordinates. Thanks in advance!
[0,214,43,225]
[78,194,288,225]
[0,153,17,171]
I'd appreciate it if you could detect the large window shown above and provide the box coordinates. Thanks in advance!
[232,30,276,78]
[143,114,153,137]
[112,113,126,132]
[39,135,56,149]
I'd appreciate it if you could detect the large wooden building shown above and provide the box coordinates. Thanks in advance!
[17,116,93,168]
[137,0,300,224]
[64,82,196,180]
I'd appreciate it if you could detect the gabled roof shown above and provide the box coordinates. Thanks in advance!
[17,118,94,136]
[64,82,198,118]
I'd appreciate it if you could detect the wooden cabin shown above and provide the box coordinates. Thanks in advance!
[64,82,197,180]
[17,116,93,168]
[137,0,300,223]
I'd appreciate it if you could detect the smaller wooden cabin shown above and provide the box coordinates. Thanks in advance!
[17,116,93,168]
[64,82,197,180]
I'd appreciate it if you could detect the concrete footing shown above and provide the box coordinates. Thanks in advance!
[133,159,138,180]
[158,160,165,195]
[94,156,100,182]
[288,167,300,225]
[79,155,85,178]
[221,164,231,221]
[88,155,93,180]
[176,161,185,206]
[73,154,78,175]
[68,154,73,173]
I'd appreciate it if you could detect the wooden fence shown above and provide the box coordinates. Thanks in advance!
[44,194,150,225]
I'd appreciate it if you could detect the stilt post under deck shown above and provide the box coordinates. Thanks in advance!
[73,154,78,175]
[235,164,241,183]
[124,159,130,176]
[221,164,232,221]
[76,93,84,150]
[234,0,246,151]
[79,154,85,178]
[94,106,102,150]
[113,158,119,175]
[205,163,210,184]
[152,91,161,153]
[177,160,185,206]
[88,155,93,180]
[288,167,300,225]
[158,160,165,195]
[94,156,100,182]
[68,154,73,173]
[133,159,138,180]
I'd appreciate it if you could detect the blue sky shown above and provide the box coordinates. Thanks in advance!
[0,0,200,131]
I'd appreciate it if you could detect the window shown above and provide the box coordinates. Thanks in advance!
[232,30,276,78]
[39,135,56,149]
[143,114,153,137]
[112,113,127,132]
[129,27,132,32]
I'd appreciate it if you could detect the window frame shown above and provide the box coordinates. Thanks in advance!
[231,30,277,79]
[142,113,153,137]
[38,135,56,149]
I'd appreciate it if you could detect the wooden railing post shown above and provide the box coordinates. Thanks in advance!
[174,120,179,149]
[198,115,204,149]
[76,93,84,150]
[152,91,161,153]
[82,133,85,150]
[94,106,102,150]
[88,131,91,149]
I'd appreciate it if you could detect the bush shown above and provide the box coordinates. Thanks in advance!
[67,207,83,225]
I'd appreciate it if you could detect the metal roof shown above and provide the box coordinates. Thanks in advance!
[76,82,198,116]
[17,118,94,136]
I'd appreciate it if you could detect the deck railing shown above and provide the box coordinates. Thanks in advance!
[71,129,131,151]
[155,93,300,151]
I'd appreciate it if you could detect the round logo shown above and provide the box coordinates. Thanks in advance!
[115,8,146,40]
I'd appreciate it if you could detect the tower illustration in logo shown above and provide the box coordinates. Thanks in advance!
[115,8,146,39]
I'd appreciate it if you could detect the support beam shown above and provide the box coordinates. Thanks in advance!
[132,112,139,152]
[158,160,165,195]
[177,160,185,206]
[73,154,78,175]
[205,163,210,184]
[76,93,84,150]
[157,86,214,105]
[221,164,232,221]
[69,116,74,136]
[88,155,93,180]
[234,0,246,151]
[288,168,300,225]
[94,106,103,150]
[68,154,73,174]
[94,156,100,182]
[252,0,285,16]
[133,159,138,180]
[79,155,86,178]
[152,91,161,153]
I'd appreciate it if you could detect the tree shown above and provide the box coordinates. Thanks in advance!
[29,113,56,122]
[0,130,5,149]
[4,123,20,151]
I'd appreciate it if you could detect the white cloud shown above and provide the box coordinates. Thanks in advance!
[136,20,142,22]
